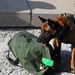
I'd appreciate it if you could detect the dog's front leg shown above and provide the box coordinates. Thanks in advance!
[71,47,75,72]
[53,38,61,60]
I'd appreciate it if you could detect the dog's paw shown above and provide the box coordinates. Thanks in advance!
[71,69,75,74]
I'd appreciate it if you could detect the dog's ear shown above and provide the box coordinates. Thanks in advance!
[48,19,63,31]
[48,19,54,25]
[48,19,56,29]
[38,16,47,23]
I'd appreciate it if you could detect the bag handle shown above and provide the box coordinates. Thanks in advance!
[6,51,19,66]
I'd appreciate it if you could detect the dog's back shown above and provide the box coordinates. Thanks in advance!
[38,14,75,72]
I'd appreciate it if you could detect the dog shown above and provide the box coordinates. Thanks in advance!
[37,13,75,72]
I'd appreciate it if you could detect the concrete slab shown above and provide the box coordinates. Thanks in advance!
[28,0,75,27]
[0,0,31,27]
[0,0,75,27]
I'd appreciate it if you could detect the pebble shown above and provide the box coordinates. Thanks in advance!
[0,28,74,75]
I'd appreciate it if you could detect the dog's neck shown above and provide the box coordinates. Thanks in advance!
[55,15,75,41]
[63,13,75,31]
[55,24,71,41]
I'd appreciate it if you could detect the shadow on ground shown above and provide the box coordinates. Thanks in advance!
[43,50,71,75]
[54,50,71,75]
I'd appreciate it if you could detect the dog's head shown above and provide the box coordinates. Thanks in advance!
[37,16,65,45]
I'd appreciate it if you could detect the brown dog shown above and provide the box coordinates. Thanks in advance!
[37,14,75,72]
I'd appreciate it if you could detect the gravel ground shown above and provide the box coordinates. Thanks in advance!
[0,28,74,75]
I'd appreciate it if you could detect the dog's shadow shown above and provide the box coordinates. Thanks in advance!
[43,50,72,75]
[61,50,71,71]
[54,50,71,75]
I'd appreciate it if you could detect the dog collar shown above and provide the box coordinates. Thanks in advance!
[63,13,75,31]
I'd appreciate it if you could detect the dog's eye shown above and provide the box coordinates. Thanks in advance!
[52,24,55,27]
[51,24,55,28]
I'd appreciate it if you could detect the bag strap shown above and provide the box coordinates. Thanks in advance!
[6,50,19,66]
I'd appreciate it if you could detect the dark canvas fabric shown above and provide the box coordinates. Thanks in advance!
[8,31,53,75]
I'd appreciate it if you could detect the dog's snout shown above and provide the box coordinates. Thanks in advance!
[37,38,41,42]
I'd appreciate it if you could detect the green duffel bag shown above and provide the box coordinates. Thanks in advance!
[7,30,59,75]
